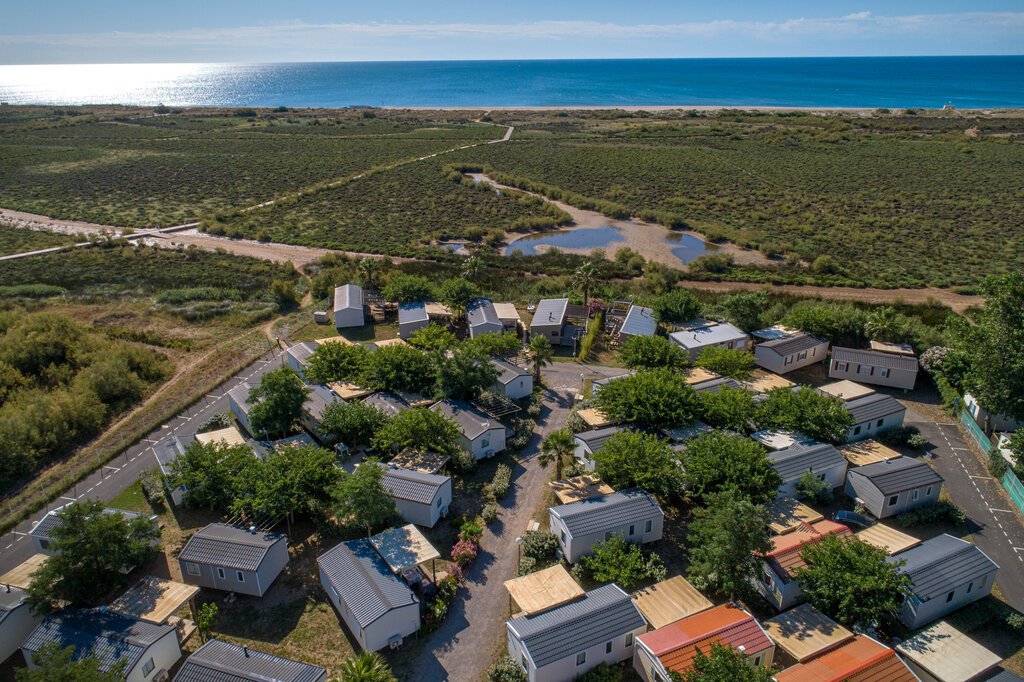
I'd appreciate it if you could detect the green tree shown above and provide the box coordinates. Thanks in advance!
[407,324,458,351]
[303,341,371,384]
[247,367,310,439]
[619,335,687,370]
[270,279,298,311]
[166,441,256,510]
[795,535,912,630]
[333,459,400,537]
[319,400,389,447]
[795,470,833,504]
[716,291,770,332]
[382,274,435,303]
[27,500,160,613]
[783,301,868,347]
[671,642,775,682]
[461,256,483,281]
[196,602,218,643]
[466,331,522,356]
[697,387,757,433]
[334,651,397,682]
[951,272,1024,423]
[578,534,666,589]
[437,278,480,320]
[435,347,499,400]
[681,432,781,505]
[864,306,907,342]
[687,491,771,599]
[593,431,685,499]
[538,429,575,481]
[755,387,853,445]
[594,368,699,429]
[16,642,126,682]
[526,335,554,384]
[652,288,701,325]
[231,444,339,519]
[695,346,756,380]
[363,344,436,394]
[373,406,462,455]
[355,258,383,289]
[572,261,599,307]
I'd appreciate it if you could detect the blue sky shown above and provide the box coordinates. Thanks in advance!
[2,1,1022,63]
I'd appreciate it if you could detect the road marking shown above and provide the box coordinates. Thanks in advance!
[103,465,120,472]
[969,475,993,480]
[1015,547,1024,552]
[991,508,1016,514]
[61,496,77,502]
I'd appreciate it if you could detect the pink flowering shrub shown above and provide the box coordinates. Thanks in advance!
[451,539,478,567]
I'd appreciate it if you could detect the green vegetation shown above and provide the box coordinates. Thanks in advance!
[592,430,685,499]
[652,288,702,324]
[680,432,781,506]
[246,367,311,438]
[334,458,401,537]
[687,491,771,600]
[539,429,575,480]
[755,386,854,444]
[669,643,776,682]
[17,642,126,681]
[695,346,756,379]
[373,406,462,456]
[0,224,78,255]
[576,533,667,589]
[594,368,699,428]
[619,334,686,369]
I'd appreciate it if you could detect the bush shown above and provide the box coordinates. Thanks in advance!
[989,449,1010,478]
[577,534,667,589]
[795,470,833,505]
[527,400,543,419]
[491,464,512,500]
[876,425,921,447]
[195,412,232,434]
[139,470,164,505]
[518,555,537,576]
[576,663,623,682]
[487,656,527,682]
[907,433,928,450]
[451,448,477,473]
[521,530,558,560]
[897,499,966,527]
[460,520,483,543]
[481,503,498,524]
[1007,613,1024,631]
[509,418,536,450]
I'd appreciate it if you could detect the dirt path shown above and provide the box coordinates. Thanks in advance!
[409,387,571,682]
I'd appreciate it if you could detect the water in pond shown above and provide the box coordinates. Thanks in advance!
[665,231,719,264]
[505,227,624,256]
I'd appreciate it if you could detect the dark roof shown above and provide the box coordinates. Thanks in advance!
[362,392,409,418]
[508,584,644,668]
[430,399,501,440]
[891,534,999,602]
[29,505,156,543]
[0,585,28,625]
[397,302,429,324]
[178,524,286,571]
[491,357,530,385]
[983,672,1024,682]
[849,457,942,495]
[832,347,919,372]
[758,332,828,356]
[303,384,338,421]
[574,425,624,453]
[845,393,907,424]
[691,377,744,394]
[22,607,173,674]
[467,297,500,328]
[379,465,451,505]
[550,489,663,537]
[317,538,417,628]
[174,638,325,682]
[769,442,847,484]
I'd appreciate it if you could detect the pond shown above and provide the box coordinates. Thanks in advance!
[505,226,718,264]
[665,231,719,263]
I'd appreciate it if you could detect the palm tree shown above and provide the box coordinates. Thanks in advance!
[332,652,396,682]
[572,261,599,307]
[356,258,383,290]
[526,335,554,384]
[864,306,903,342]
[461,255,483,281]
[539,429,575,480]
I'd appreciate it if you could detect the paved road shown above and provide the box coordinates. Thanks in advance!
[409,382,575,681]
[911,420,1024,612]
[0,348,286,576]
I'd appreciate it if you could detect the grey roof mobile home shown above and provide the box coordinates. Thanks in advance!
[845,457,943,519]
[178,524,289,598]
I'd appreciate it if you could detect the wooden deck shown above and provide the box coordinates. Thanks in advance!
[631,576,713,630]
[109,575,200,624]
[839,439,903,467]
[763,604,854,663]
[0,553,48,589]
[855,524,921,555]
[550,475,615,504]
[504,565,584,616]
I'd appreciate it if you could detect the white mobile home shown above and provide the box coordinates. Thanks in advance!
[753,330,829,374]
[491,357,533,400]
[284,341,318,377]
[668,320,748,362]
[549,489,663,563]
[378,464,453,528]
[318,538,420,652]
[153,435,189,506]
[227,381,256,436]
[334,284,364,329]
[844,392,907,442]
[573,426,626,471]
[397,302,430,340]
[530,298,570,346]
[845,457,943,519]
[430,399,505,459]
[178,524,289,598]
[829,346,919,390]
[467,297,503,339]
[768,441,848,499]
[507,583,645,682]
[302,384,341,442]
[0,586,41,663]
[619,305,657,340]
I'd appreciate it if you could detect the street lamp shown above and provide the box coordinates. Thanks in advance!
[510,536,524,614]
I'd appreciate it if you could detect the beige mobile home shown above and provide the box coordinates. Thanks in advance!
[829,346,919,390]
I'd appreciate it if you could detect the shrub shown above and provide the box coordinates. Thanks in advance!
[451,539,478,567]
[988,448,1010,478]
[1007,613,1024,631]
[907,433,928,450]
[897,499,966,527]
[139,470,164,505]
[518,556,537,576]
[195,412,232,434]
[451,448,477,473]
[460,520,483,543]
[521,530,558,560]
[876,425,921,447]
[577,534,667,589]
[576,663,623,682]
[509,419,536,450]
[527,400,543,419]
[795,470,833,505]
[481,503,498,524]
[487,656,527,682]
[491,464,512,500]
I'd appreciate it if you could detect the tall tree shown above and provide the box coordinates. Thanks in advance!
[372,406,462,455]
[247,367,310,439]
[466,331,522,357]
[381,274,435,304]
[334,651,397,682]
[303,342,370,384]
[697,387,758,433]
[681,431,781,506]
[526,335,554,384]
[686,491,771,600]
[538,429,575,481]
[619,335,687,370]
[572,262,599,307]
[318,400,389,448]
[362,344,436,394]
[695,346,756,380]
[407,324,458,351]
[356,258,383,289]
[333,459,399,537]
[864,306,907,342]
[716,290,770,332]
[166,441,256,510]
[438,278,480,321]
[795,535,911,630]
[578,534,666,590]
[652,288,702,325]
[592,430,685,499]
[231,444,339,519]
[755,386,853,445]
[16,642,126,682]
[594,368,699,429]
[671,643,775,682]
[27,500,160,613]
[435,347,499,400]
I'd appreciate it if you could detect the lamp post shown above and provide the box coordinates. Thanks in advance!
[510,536,523,614]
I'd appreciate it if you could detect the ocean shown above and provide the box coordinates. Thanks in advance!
[1,57,1022,108]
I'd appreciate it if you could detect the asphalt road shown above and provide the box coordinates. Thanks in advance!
[910,420,1024,613]
[0,347,286,577]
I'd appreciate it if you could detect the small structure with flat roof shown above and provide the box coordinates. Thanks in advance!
[751,429,813,452]
[251,432,316,458]
[753,330,829,374]
[829,346,919,390]
[631,576,713,631]
[855,524,921,555]
[577,408,616,429]
[504,564,585,617]
[741,369,795,395]
[765,498,825,535]
[493,302,523,331]
[0,584,41,664]
[870,340,916,356]
[619,305,657,340]
[334,284,364,328]
[896,620,1001,682]
[550,474,615,505]
[762,603,854,665]
[508,583,645,682]
[397,302,430,340]
[491,357,533,400]
[194,426,246,448]
[388,449,448,474]
[174,638,327,682]
[178,524,289,598]
[680,367,721,386]
[774,634,917,682]
[757,520,853,611]
[668,320,748,361]
[549,489,664,563]
[467,297,503,339]
[845,457,942,519]
[369,524,441,578]
[109,575,200,626]
[378,464,452,528]
[633,602,774,682]
[769,442,848,500]
[430,399,505,459]
[838,438,902,467]
[328,380,374,401]
[817,379,876,402]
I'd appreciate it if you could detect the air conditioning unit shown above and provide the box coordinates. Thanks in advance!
[153,670,169,682]
[388,635,403,650]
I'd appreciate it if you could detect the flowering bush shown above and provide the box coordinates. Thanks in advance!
[459,521,483,544]
[451,539,478,567]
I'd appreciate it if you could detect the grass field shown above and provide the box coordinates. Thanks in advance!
[0,223,79,255]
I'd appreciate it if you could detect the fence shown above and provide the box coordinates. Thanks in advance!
[1003,470,1024,514]
[959,409,992,452]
